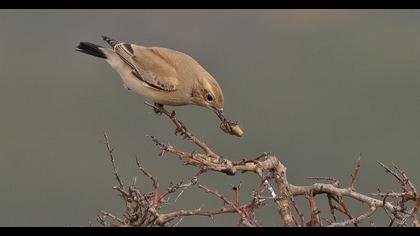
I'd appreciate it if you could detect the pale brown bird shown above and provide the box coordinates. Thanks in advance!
[77,36,244,137]
[76,36,225,120]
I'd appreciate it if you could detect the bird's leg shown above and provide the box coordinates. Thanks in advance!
[153,103,164,115]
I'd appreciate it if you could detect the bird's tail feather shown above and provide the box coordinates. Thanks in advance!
[76,42,107,59]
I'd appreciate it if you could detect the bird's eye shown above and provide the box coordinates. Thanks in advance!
[206,93,214,102]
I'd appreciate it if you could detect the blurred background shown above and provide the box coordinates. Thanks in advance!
[1,9,420,226]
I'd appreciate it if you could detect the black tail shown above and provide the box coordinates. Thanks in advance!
[76,42,107,59]
[102,35,120,48]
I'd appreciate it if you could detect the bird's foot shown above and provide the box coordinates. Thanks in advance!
[153,103,164,115]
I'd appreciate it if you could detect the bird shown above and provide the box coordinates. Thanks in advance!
[76,36,225,121]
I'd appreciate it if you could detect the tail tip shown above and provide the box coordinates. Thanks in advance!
[76,42,107,59]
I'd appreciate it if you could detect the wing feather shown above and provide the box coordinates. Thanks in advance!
[114,44,178,91]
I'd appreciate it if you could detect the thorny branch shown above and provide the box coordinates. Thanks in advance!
[96,105,419,227]
[350,156,361,190]
[103,132,124,189]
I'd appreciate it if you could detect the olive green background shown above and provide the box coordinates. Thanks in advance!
[1,10,419,226]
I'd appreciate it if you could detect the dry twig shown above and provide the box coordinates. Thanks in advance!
[95,105,419,227]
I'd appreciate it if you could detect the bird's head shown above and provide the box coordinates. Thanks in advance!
[190,72,244,137]
[191,74,225,120]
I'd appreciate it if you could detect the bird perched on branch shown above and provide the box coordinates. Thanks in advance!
[76,36,243,137]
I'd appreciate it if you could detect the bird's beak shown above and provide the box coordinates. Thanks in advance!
[211,107,225,121]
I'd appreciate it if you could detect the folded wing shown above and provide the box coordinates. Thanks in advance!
[114,43,179,91]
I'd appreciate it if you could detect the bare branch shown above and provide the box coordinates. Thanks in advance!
[377,161,405,188]
[329,195,358,226]
[144,102,220,160]
[350,156,361,190]
[306,191,320,226]
[135,156,159,206]
[413,196,420,227]
[198,184,259,227]
[307,177,341,187]
[327,195,337,223]
[290,194,305,227]
[95,105,419,227]
[328,206,377,227]
[289,183,402,214]
[103,132,124,189]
